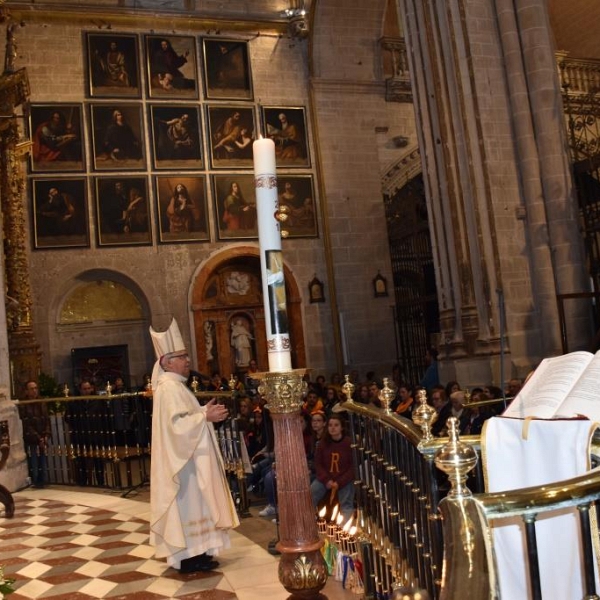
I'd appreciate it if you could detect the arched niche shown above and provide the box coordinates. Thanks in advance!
[189,245,305,377]
[52,269,153,389]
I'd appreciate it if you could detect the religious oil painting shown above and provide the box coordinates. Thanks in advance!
[202,38,253,100]
[149,104,203,170]
[90,103,146,171]
[206,105,256,169]
[32,178,90,249]
[155,175,210,243]
[85,33,141,98]
[145,34,199,99]
[29,104,85,173]
[94,176,152,247]
[212,174,257,240]
[276,175,318,238]
[261,106,310,168]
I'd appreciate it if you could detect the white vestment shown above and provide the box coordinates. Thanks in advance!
[482,417,599,599]
[150,369,239,569]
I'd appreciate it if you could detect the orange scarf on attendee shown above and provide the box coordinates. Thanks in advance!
[395,398,413,414]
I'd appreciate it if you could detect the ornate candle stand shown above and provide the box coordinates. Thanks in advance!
[257,369,328,599]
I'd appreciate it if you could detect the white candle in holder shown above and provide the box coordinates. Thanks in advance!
[253,136,292,372]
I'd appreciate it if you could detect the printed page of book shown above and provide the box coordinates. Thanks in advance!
[558,350,600,421]
[503,351,594,419]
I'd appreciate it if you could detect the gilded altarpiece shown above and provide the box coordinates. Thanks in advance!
[0,65,41,393]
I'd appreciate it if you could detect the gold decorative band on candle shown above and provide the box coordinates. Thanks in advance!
[254,174,277,189]
[267,336,291,351]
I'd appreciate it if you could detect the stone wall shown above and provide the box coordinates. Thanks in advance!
[17,16,333,384]
[15,3,405,385]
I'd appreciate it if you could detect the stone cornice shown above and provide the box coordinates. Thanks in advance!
[310,78,385,95]
[6,2,289,35]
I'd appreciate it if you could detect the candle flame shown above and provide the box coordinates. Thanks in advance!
[330,504,339,522]
[318,506,327,518]
[336,512,344,526]
[349,526,357,536]
[342,517,353,533]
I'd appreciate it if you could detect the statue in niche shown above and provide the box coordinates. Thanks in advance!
[204,320,216,362]
[230,318,253,368]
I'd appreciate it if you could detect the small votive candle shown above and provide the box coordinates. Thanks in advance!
[348,525,358,555]
[335,512,344,545]
[340,517,353,554]
[317,506,327,535]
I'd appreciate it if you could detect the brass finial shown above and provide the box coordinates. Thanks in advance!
[434,417,478,499]
[341,374,355,403]
[229,374,236,391]
[379,377,394,414]
[105,381,112,396]
[191,376,198,393]
[413,388,437,447]
[463,388,471,404]
[63,383,70,398]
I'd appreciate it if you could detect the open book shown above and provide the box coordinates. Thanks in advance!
[503,350,600,421]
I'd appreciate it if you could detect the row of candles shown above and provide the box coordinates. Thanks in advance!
[317,504,359,557]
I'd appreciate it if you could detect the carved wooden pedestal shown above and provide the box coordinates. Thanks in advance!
[258,371,327,599]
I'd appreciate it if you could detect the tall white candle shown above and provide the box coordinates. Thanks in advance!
[253,137,292,372]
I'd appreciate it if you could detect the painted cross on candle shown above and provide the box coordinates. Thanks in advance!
[253,136,292,372]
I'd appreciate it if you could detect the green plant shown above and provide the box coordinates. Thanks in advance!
[0,565,15,597]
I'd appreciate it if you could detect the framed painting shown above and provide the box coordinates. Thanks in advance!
[155,175,210,243]
[85,33,141,98]
[31,178,89,249]
[29,104,85,173]
[201,38,253,100]
[206,105,256,169]
[94,176,152,247]
[262,106,310,168]
[145,34,199,99]
[212,174,257,240]
[277,175,318,238]
[149,104,203,170]
[89,103,146,171]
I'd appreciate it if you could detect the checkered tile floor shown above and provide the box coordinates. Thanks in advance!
[1,496,236,599]
[1,488,356,600]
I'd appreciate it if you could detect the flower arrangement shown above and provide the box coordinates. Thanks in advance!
[0,565,15,598]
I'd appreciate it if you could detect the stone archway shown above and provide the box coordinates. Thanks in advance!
[48,268,154,390]
[190,245,306,378]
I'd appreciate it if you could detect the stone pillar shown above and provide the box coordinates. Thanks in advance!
[398,0,589,379]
